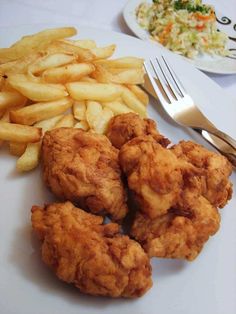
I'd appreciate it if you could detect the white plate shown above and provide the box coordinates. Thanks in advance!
[0,24,236,314]
[123,0,236,74]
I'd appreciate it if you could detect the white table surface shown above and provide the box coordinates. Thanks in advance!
[0,0,235,101]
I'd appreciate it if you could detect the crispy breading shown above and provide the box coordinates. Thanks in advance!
[119,136,232,261]
[119,135,197,218]
[171,141,233,208]
[131,189,220,261]
[106,113,170,149]
[42,127,128,221]
[31,201,152,298]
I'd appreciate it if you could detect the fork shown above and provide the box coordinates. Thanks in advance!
[143,56,236,167]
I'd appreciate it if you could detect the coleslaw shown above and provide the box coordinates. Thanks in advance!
[136,0,229,58]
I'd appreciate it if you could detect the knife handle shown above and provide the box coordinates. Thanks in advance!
[211,129,236,150]
[193,128,236,167]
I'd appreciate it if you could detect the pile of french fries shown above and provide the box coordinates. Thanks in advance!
[0,27,149,172]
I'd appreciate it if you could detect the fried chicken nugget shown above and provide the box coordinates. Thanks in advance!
[171,141,233,208]
[42,128,128,221]
[119,135,197,218]
[131,189,220,261]
[106,113,170,149]
[31,201,152,298]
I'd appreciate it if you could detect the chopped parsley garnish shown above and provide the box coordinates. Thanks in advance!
[173,1,210,13]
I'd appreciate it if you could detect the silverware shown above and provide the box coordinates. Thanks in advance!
[143,56,236,167]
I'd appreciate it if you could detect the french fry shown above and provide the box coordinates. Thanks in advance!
[0,27,77,63]
[0,91,27,112]
[46,41,94,62]
[7,73,42,83]
[1,80,17,92]
[8,104,39,155]
[86,101,103,129]
[0,109,11,147]
[66,82,121,102]
[0,109,11,122]
[0,110,5,119]
[61,39,96,49]
[1,101,32,123]
[79,76,97,83]
[28,53,76,74]
[16,142,41,172]
[74,120,89,131]
[93,65,144,84]
[7,74,68,101]
[94,57,144,68]
[43,63,95,83]
[86,101,113,134]
[0,74,5,90]
[126,84,149,106]
[54,114,74,128]
[36,114,64,131]
[102,100,134,115]
[110,68,144,84]
[6,73,30,82]
[108,69,126,75]
[16,115,64,172]
[91,65,111,83]
[93,107,114,134]
[0,52,42,75]
[73,101,86,120]
[114,96,124,102]
[10,97,73,125]
[9,142,27,156]
[0,122,42,142]
[119,86,147,117]
[90,45,116,60]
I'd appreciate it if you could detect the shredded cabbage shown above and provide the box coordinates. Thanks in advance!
[136,0,229,58]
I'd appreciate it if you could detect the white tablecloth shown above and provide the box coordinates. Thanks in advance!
[0,0,235,100]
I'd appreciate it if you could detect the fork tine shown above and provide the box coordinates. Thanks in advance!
[155,58,181,101]
[143,62,169,106]
[150,59,176,103]
[162,56,186,97]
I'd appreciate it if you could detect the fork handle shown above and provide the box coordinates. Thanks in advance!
[193,128,236,167]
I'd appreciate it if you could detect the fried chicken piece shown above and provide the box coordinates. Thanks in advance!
[42,128,128,221]
[120,136,232,261]
[119,135,198,218]
[171,141,233,208]
[131,189,220,261]
[106,113,170,149]
[31,201,152,298]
